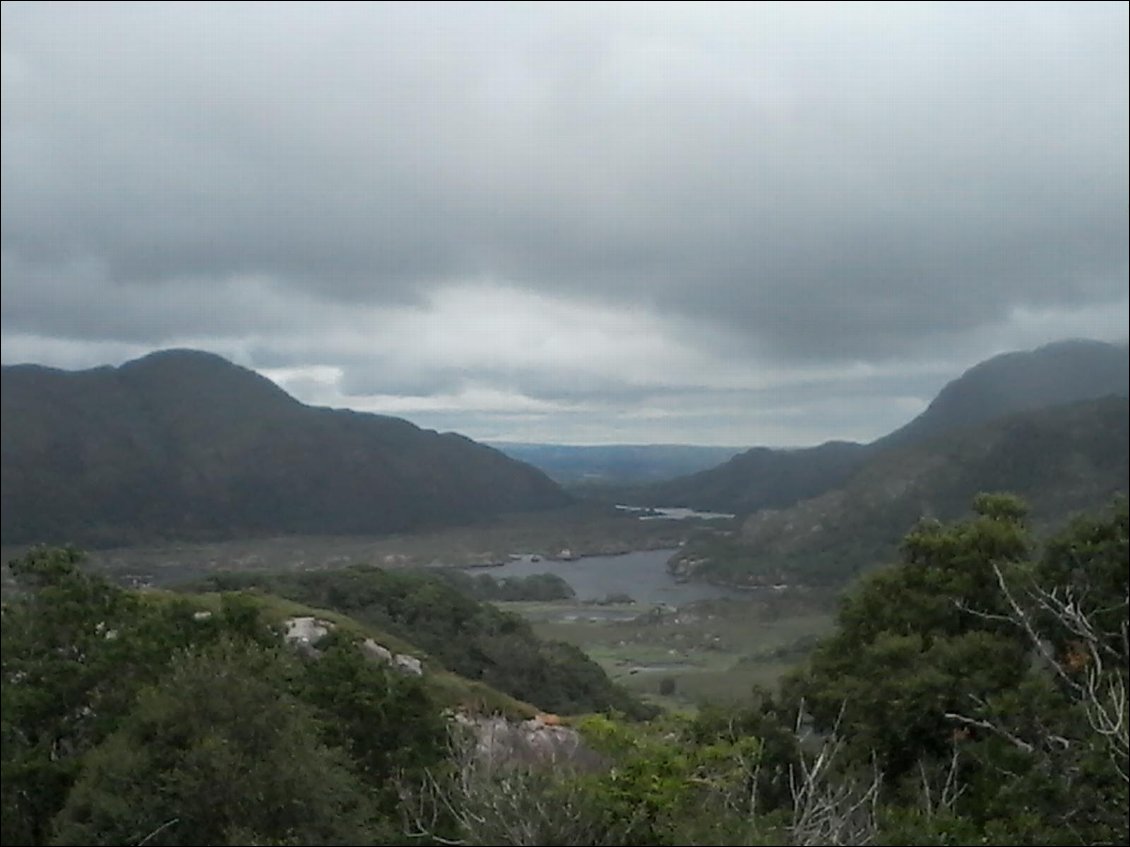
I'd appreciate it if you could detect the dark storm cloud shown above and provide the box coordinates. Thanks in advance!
[2,2,1127,443]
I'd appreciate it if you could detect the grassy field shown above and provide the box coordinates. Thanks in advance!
[500,592,836,710]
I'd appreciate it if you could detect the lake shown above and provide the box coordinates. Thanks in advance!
[486,548,749,608]
[614,504,735,520]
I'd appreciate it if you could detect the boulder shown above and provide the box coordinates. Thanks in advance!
[360,638,393,664]
[283,616,333,646]
[394,653,423,676]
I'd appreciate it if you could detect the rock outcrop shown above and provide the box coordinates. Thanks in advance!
[452,712,591,767]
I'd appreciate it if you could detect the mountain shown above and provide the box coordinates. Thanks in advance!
[874,338,1130,449]
[1,349,571,547]
[488,442,743,486]
[672,395,1129,586]
[638,339,1129,513]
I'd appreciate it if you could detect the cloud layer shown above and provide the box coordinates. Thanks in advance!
[3,2,1127,444]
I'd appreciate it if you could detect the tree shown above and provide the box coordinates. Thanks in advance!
[787,494,1032,779]
[2,547,149,845]
[1,547,290,845]
[943,497,1128,844]
[293,632,447,815]
[787,494,1129,844]
[50,638,376,846]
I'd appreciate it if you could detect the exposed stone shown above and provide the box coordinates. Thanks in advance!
[453,712,590,768]
[360,638,393,664]
[283,616,333,646]
[394,653,423,676]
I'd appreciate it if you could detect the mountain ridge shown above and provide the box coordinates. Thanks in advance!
[637,339,1128,513]
[874,338,1130,450]
[1,349,571,547]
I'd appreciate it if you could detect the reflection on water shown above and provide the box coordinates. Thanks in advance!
[486,548,747,607]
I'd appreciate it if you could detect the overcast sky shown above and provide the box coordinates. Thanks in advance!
[2,2,1127,446]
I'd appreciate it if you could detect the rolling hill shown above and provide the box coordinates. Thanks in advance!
[1,349,571,547]
[637,439,868,515]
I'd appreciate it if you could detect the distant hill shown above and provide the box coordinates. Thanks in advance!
[1,349,571,547]
[489,442,743,486]
[673,395,1129,586]
[639,339,1129,513]
[632,440,867,514]
[637,440,868,514]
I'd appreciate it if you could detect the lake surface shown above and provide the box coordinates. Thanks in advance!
[615,504,735,520]
[486,548,748,607]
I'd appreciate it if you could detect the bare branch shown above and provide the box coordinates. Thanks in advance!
[136,818,179,847]
[943,712,1034,754]
[951,562,1129,789]
[787,707,882,847]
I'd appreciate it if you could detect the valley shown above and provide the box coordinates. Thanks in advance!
[446,545,837,708]
[3,339,1127,845]
[5,5,1128,840]
[4,340,1126,712]
[3,501,830,708]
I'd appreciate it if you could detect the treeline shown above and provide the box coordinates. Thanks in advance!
[3,494,1126,845]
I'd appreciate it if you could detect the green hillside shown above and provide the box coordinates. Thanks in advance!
[673,395,1129,586]
[1,349,571,547]
[183,564,655,720]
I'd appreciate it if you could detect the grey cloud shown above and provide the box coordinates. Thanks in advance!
[0,253,334,344]
[399,389,924,449]
[337,360,664,404]
[2,2,1127,444]
[336,361,465,399]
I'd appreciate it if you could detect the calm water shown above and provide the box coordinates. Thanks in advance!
[486,548,748,607]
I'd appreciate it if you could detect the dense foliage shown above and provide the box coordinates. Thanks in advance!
[783,493,1129,844]
[1,548,447,846]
